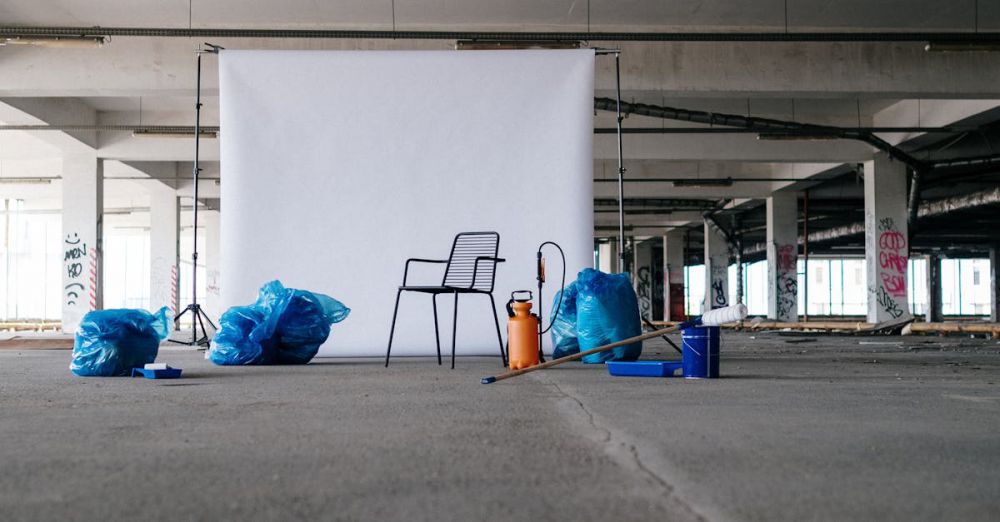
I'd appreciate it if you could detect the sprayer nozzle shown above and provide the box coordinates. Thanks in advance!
[481,376,497,385]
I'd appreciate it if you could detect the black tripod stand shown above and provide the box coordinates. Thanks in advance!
[171,43,223,347]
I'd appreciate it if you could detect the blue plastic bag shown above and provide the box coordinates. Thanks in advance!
[208,281,350,365]
[273,289,351,364]
[71,307,171,376]
[208,305,270,365]
[549,281,579,359]
[575,269,643,364]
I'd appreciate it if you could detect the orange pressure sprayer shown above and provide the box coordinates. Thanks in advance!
[505,242,567,371]
[506,291,540,370]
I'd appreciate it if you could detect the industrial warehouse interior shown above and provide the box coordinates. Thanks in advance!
[2,2,1000,521]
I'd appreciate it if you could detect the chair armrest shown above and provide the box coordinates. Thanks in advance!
[403,258,448,286]
[470,256,505,288]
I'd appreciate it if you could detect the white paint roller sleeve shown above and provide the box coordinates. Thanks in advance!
[700,304,748,326]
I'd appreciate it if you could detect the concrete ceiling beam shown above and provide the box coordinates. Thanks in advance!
[0,97,97,152]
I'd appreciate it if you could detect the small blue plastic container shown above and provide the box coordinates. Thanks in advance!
[607,360,683,378]
[131,367,183,379]
[681,326,720,378]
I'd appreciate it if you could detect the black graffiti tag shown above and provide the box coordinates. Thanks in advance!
[636,266,652,318]
[875,286,903,319]
[64,233,88,306]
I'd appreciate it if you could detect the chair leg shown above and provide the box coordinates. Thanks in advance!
[489,293,508,368]
[385,289,403,368]
[451,292,458,369]
[432,294,442,366]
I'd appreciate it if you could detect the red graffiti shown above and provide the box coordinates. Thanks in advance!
[879,252,907,273]
[880,273,907,297]
[876,226,908,300]
[777,244,796,272]
[878,230,906,251]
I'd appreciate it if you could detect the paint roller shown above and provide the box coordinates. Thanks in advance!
[481,303,747,384]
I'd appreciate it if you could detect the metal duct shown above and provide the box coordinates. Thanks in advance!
[745,186,1000,255]
[916,186,1000,218]
[3,26,1000,42]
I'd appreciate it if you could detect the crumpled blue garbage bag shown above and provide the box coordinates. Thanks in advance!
[208,280,350,365]
[549,280,579,359]
[575,268,643,364]
[71,307,171,376]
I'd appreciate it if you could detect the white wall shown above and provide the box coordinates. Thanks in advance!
[219,49,594,356]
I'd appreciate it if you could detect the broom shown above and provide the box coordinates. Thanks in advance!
[481,303,747,384]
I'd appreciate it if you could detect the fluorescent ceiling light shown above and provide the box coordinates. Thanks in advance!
[672,178,733,187]
[0,35,107,48]
[0,177,54,184]
[132,129,218,139]
[456,40,581,50]
[757,132,840,141]
[925,41,1000,52]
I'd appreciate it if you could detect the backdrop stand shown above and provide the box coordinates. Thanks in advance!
[595,48,627,274]
[171,43,223,347]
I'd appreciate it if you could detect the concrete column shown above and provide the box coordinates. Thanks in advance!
[663,229,685,321]
[203,209,222,323]
[704,219,729,310]
[61,154,103,333]
[766,192,799,322]
[925,254,942,323]
[604,239,619,273]
[991,247,999,323]
[149,186,179,315]
[865,152,911,323]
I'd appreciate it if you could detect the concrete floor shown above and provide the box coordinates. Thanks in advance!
[1,332,999,521]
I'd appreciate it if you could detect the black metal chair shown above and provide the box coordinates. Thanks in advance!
[385,231,507,369]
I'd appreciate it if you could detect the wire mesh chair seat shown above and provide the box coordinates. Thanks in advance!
[385,231,507,369]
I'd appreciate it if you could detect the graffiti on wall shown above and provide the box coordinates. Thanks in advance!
[710,264,728,309]
[63,233,87,307]
[636,266,652,320]
[774,243,798,320]
[875,217,907,318]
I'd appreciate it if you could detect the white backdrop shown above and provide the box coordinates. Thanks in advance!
[219,49,594,356]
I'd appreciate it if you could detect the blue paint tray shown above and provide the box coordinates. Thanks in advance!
[606,360,683,378]
[131,366,182,379]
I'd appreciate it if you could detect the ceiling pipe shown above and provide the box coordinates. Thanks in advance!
[3,26,1000,42]
[593,126,969,134]
[930,153,1000,170]
[0,124,220,133]
[907,166,923,233]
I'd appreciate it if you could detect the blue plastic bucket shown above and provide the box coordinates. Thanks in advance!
[681,326,720,378]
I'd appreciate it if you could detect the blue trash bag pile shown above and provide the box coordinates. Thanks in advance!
[549,268,642,364]
[71,307,171,376]
[549,281,579,359]
[208,280,350,365]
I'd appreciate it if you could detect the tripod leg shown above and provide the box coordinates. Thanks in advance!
[196,308,211,347]
[202,310,218,331]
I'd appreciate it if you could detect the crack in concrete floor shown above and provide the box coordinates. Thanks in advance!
[540,375,711,522]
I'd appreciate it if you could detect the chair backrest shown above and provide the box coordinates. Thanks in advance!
[442,231,501,291]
